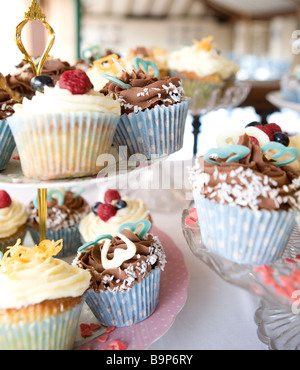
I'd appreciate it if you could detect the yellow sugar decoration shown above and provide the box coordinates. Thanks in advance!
[93,54,122,75]
[193,36,215,51]
[0,239,63,274]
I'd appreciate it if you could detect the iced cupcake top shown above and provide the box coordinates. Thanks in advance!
[189,134,300,211]
[27,188,90,231]
[168,37,239,81]
[13,69,121,115]
[0,73,17,119]
[79,189,151,242]
[0,239,91,309]
[74,221,166,293]
[0,190,27,239]
[100,65,184,114]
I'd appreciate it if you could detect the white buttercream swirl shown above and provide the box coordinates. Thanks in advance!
[79,197,150,242]
[168,44,238,80]
[13,84,121,115]
[0,200,27,238]
[0,256,91,309]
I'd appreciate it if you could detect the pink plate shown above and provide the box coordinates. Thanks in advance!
[74,226,189,350]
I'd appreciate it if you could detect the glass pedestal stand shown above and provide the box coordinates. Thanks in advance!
[182,207,300,350]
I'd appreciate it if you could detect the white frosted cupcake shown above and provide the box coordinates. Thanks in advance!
[0,239,91,350]
[79,189,151,242]
[8,70,121,180]
[0,190,27,254]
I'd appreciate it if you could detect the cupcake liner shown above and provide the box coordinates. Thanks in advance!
[0,228,27,254]
[8,112,120,180]
[84,266,161,327]
[28,225,82,258]
[194,195,297,265]
[113,99,190,159]
[0,119,16,171]
[0,301,83,350]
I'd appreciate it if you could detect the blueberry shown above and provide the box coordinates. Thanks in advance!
[115,200,127,210]
[273,132,290,147]
[245,121,261,128]
[31,75,55,93]
[92,201,102,214]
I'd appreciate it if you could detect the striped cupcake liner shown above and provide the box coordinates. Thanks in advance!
[0,119,16,171]
[0,301,83,350]
[113,99,190,159]
[194,195,297,265]
[84,266,161,327]
[28,225,82,258]
[8,112,120,180]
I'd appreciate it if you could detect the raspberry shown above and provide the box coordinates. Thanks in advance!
[249,136,259,145]
[58,69,92,95]
[256,125,273,141]
[104,189,121,204]
[0,190,12,209]
[97,203,117,221]
[267,123,282,135]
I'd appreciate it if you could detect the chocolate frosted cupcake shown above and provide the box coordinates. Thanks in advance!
[0,74,17,170]
[5,58,75,101]
[189,134,300,265]
[100,62,190,158]
[74,220,166,327]
[27,188,90,257]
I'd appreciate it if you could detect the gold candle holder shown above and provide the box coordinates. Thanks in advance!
[15,0,56,241]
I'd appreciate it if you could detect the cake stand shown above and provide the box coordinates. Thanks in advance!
[267,91,300,114]
[182,207,300,350]
[189,81,251,155]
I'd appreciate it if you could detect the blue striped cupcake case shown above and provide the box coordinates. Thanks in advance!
[0,120,15,171]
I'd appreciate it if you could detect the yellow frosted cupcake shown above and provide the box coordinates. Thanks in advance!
[0,239,91,350]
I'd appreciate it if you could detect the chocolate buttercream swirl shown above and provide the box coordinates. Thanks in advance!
[0,89,16,119]
[189,134,300,211]
[27,191,90,231]
[76,229,166,293]
[100,69,184,114]
[5,58,75,99]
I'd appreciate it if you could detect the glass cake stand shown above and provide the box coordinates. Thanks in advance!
[182,207,300,350]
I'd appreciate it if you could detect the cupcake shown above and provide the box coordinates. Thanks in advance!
[79,189,151,242]
[0,239,91,350]
[189,134,300,265]
[74,219,166,327]
[5,57,75,102]
[8,69,121,180]
[100,63,190,158]
[168,37,239,110]
[0,73,17,171]
[0,190,28,254]
[27,188,90,257]
[121,46,169,78]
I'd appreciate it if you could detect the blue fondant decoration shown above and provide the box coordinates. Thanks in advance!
[261,142,299,166]
[33,189,65,210]
[101,73,132,89]
[77,234,113,253]
[204,145,250,166]
[133,57,160,78]
[118,219,151,239]
[82,45,103,63]
[65,186,84,198]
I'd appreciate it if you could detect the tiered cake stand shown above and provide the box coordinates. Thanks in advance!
[182,207,300,350]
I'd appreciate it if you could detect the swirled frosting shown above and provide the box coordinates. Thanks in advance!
[13,83,121,115]
[0,89,16,119]
[189,134,300,211]
[74,229,166,293]
[0,199,27,238]
[79,196,151,242]
[100,69,184,114]
[0,240,91,309]
[5,58,75,99]
[27,191,90,231]
[168,39,238,80]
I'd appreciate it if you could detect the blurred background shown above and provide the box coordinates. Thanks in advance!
[1,0,300,158]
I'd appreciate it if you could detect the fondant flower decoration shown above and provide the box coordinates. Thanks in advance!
[204,145,250,166]
[261,142,299,166]
[133,57,160,78]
